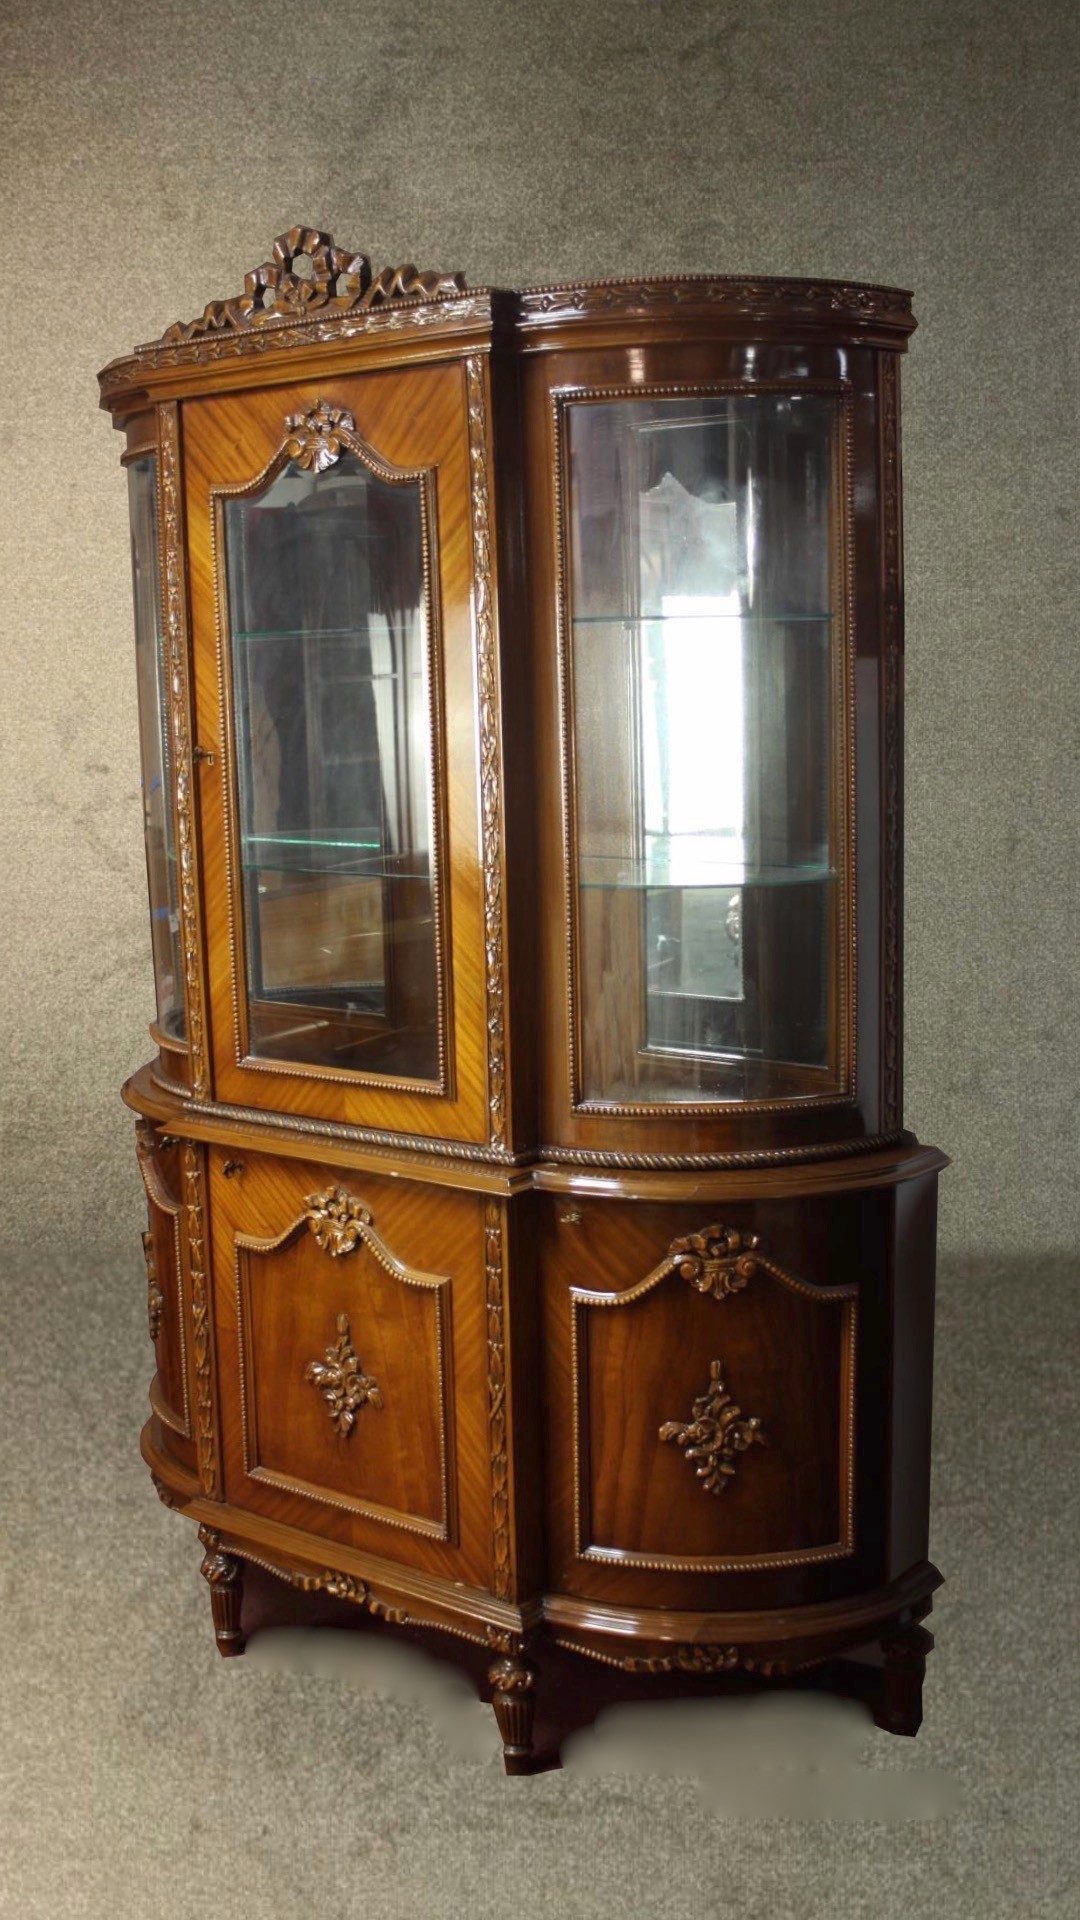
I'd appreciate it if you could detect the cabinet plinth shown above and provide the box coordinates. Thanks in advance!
[102,231,944,1768]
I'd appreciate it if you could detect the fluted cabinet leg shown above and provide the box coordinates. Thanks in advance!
[198,1525,246,1659]
[488,1657,538,1774]
[875,1622,934,1736]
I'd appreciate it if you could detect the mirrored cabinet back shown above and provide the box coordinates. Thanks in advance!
[100,229,947,1768]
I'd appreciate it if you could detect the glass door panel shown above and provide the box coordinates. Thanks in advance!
[565,391,848,1106]
[222,450,441,1085]
[128,454,185,1040]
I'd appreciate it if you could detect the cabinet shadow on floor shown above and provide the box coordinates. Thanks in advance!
[239,1570,960,1818]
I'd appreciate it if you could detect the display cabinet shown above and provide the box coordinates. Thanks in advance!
[100,228,946,1768]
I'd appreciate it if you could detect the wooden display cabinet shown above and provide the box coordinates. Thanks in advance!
[100,228,946,1769]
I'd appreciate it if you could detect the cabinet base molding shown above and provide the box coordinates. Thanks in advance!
[147,1425,939,1769]
[142,1421,536,1657]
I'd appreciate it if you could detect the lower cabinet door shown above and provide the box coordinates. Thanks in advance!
[208,1149,495,1589]
[541,1196,865,1604]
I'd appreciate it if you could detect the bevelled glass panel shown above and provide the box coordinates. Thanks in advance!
[566,393,845,1105]
[222,451,439,1082]
[128,455,185,1040]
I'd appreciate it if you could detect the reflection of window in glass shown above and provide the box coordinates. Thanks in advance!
[638,472,747,1052]
[568,391,840,1103]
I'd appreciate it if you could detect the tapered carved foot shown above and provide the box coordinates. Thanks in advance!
[488,1657,538,1774]
[874,1622,934,1736]
[198,1525,246,1658]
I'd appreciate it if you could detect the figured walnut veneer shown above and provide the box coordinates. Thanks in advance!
[101,233,944,1770]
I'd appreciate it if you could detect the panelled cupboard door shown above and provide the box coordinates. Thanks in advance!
[541,1198,861,1602]
[208,1149,496,1588]
[183,362,493,1143]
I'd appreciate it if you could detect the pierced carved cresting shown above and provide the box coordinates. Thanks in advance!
[283,401,355,473]
[667,1225,763,1300]
[142,1227,164,1341]
[659,1358,767,1495]
[304,1314,384,1436]
[159,226,466,345]
[304,1186,374,1257]
[465,356,508,1149]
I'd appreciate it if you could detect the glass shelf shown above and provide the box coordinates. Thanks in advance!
[246,861,432,882]
[579,854,836,892]
[572,612,834,626]
[241,834,431,882]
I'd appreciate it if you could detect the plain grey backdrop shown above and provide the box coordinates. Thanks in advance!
[1,2,1077,1915]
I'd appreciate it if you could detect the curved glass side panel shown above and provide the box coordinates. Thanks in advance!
[128,455,185,1040]
[221,451,440,1083]
[565,391,848,1107]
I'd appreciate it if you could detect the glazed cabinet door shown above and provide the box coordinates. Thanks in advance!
[207,1149,498,1589]
[183,361,495,1145]
[527,346,900,1162]
[557,385,853,1113]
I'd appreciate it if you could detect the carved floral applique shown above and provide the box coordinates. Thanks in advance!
[304,1314,383,1438]
[659,1357,767,1495]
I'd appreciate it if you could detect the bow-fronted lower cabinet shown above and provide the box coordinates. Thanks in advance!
[100,229,947,1769]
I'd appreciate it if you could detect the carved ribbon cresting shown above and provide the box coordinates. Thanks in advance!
[304,1314,384,1437]
[659,1357,767,1495]
[160,226,466,344]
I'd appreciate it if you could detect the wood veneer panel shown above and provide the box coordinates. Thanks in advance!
[208,1150,496,1589]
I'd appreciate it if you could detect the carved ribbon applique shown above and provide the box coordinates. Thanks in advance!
[659,1357,767,1495]
[304,1187,373,1258]
[284,401,355,473]
[304,1314,383,1437]
[667,1225,763,1301]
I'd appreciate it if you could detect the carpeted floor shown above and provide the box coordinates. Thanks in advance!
[3,1232,1076,1918]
